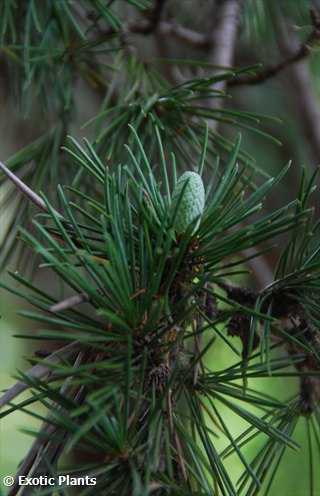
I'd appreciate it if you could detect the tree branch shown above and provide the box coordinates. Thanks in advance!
[274,8,320,165]
[209,0,245,96]
[0,342,80,410]
[158,21,210,48]
[207,0,245,135]
[86,0,168,39]
[207,0,274,289]
[49,292,89,312]
[8,353,85,496]
[128,0,167,34]
[0,160,48,212]
[229,7,320,86]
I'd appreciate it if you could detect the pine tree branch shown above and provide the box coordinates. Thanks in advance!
[133,0,167,34]
[241,247,274,289]
[24,354,85,484]
[8,353,85,496]
[158,21,210,48]
[229,7,320,86]
[3,3,320,492]
[85,0,168,38]
[209,0,245,98]
[7,423,56,496]
[55,0,209,48]
[0,160,48,212]
[49,292,89,313]
[0,342,80,410]
[274,9,320,166]
[207,0,245,137]
[206,0,274,288]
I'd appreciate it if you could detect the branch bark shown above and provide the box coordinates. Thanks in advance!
[0,342,80,410]
[209,0,245,97]
[208,0,245,135]
[207,0,273,289]
[158,21,209,48]
[8,352,85,496]
[229,7,320,86]
[0,160,48,212]
[275,11,320,166]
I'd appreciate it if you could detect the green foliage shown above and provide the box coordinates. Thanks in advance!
[2,128,320,495]
[243,0,312,45]
[1,2,320,495]
[0,1,278,270]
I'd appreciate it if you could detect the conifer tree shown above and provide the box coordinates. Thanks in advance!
[1,1,320,495]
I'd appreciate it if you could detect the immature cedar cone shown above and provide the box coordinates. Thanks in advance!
[171,171,205,234]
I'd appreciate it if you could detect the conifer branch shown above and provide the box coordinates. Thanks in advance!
[158,21,210,48]
[206,0,274,288]
[0,160,48,212]
[229,7,320,86]
[49,293,89,313]
[1,2,320,494]
[274,8,320,166]
[209,0,245,98]
[0,342,80,410]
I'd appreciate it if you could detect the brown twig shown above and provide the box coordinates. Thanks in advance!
[49,292,89,312]
[205,0,273,288]
[0,159,64,220]
[209,0,245,98]
[8,423,56,496]
[230,7,320,87]
[89,0,167,38]
[173,431,188,481]
[0,342,80,410]
[75,0,208,48]
[158,21,209,48]
[166,384,187,481]
[9,352,86,496]
[274,8,320,166]
[240,247,274,289]
[0,159,92,251]
[206,0,243,125]
[133,0,167,35]
[0,160,48,212]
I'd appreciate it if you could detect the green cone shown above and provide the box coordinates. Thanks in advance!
[171,171,205,234]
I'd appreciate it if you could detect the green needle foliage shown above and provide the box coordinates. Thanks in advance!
[1,128,320,495]
[0,0,275,269]
[1,2,320,495]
